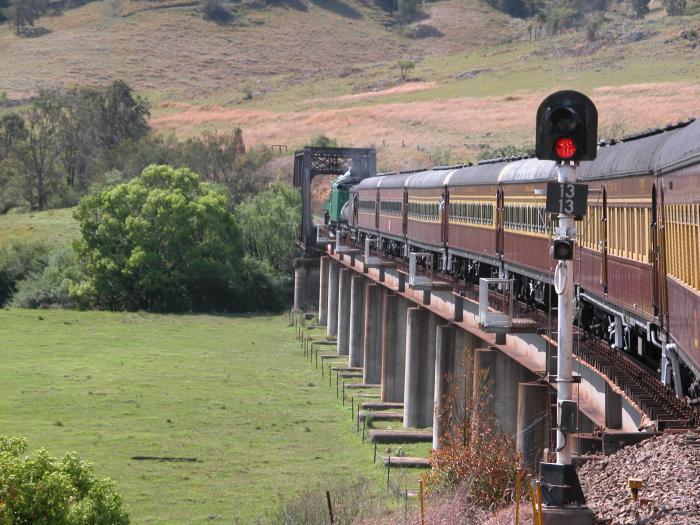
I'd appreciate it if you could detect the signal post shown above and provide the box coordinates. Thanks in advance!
[535,91,597,525]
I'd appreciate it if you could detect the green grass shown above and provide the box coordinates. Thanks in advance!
[0,207,79,247]
[0,310,387,524]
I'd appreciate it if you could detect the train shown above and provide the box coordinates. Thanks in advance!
[325,119,700,403]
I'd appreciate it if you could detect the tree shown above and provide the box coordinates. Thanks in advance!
[661,0,685,15]
[397,0,417,23]
[397,60,415,81]
[176,129,245,187]
[236,183,301,273]
[96,80,150,149]
[0,112,27,161]
[74,164,243,312]
[629,0,650,18]
[58,88,99,191]
[0,436,129,524]
[4,0,48,34]
[25,89,64,210]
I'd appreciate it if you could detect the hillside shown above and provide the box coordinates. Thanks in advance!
[2,0,700,169]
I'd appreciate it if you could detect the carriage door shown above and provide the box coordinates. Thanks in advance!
[601,187,609,294]
[375,190,380,231]
[495,188,505,256]
[650,183,669,326]
[658,185,669,327]
[402,188,408,237]
[441,188,449,246]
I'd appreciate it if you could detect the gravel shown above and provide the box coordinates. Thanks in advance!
[579,431,700,525]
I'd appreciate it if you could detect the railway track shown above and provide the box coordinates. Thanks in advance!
[457,279,699,428]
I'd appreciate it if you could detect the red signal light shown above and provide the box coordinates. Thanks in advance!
[555,137,577,160]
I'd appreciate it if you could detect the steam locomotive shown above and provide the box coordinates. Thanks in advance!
[327,119,700,402]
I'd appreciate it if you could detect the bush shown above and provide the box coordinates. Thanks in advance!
[0,240,50,305]
[0,436,129,524]
[74,164,242,312]
[233,258,294,312]
[10,246,84,308]
[426,359,519,508]
[309,134,338,148]
[397,60,415,81]
[201,0,234,23]
[476,144,533,161]
[257,477,390,525]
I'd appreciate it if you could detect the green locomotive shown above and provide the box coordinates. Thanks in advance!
[323,171,352,225]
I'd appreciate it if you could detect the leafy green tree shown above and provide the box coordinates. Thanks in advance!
[0,113,27,161]
[24,89,64,210]
[58,88,100,192]
[175,129,248,192]
[236,183,301,273]
[97,80,150,149]
[0,436,129,524]
[74,164,242,312]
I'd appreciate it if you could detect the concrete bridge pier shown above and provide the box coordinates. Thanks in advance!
[381,294,408,403]
[293,257,320,312]
[516,382,550,473]
[363,283,385,384]
[471,347,495,437]
[348,274,366,368]
[404,308,440,428]
[493,350,536,436]
[433,328,477,450]
[336,268,352,355]
[318,256,329,325]
[326,261,340,337]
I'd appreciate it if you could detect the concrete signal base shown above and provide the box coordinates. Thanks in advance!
[541,506,594,525]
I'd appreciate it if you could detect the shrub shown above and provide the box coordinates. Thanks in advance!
[74,164,242,312]
[476,144,533,161]
[397,60,415,81]
[10,246,84,308]
[0,240,50,305]
[0,436,129,524]
[201,0,234,23]
[258,477,390,525]
[309,134,338,148]
[426,358,520,508]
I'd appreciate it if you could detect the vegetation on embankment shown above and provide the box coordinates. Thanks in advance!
[0,310,387,524]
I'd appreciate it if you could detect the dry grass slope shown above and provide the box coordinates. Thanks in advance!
[2,0,700,170]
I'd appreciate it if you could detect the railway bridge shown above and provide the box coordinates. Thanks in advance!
[290,140,699,477]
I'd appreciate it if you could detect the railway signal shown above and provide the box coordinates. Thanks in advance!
[537,91,598,523]
[536,90,598,162]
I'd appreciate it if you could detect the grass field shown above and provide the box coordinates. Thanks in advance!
[0,310,398,524]
[0,208,79,247]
